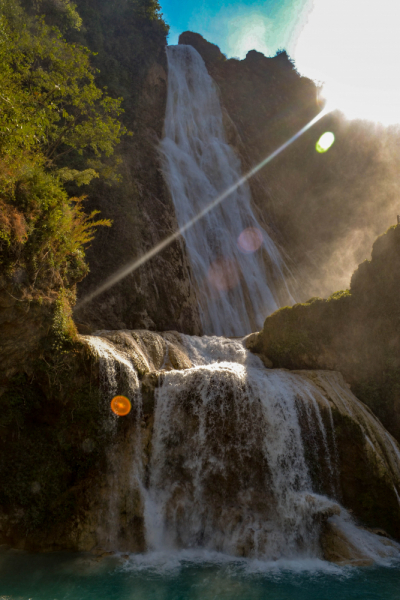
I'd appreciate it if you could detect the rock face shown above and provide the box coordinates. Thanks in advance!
[295,370,400,541]
[69,6,201,335]
[179,32,400,300]
[0,6,202,389]
[252,224,400,443]
[74,59,201,334]
[0,280,56,380]
[73,25,400,332]
[64,26,400,332]
[0,330,195,553]
[1,330,400,565]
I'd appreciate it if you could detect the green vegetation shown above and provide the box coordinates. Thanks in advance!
[0,0,170,539]
[0,0,132,291]
[35,0,169,123]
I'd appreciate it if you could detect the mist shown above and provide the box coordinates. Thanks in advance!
[183,33,400,302]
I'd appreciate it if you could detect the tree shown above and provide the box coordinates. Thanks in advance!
[0,0,126,291]
[0,0,128,183]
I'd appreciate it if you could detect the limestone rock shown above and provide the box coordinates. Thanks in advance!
[253,353,273,369]
[73,51,202,336]
[0,280,56,380]
[179,32,400,302]
[252,225,400,444]
[2,329,400,561]
[321,519,374,566]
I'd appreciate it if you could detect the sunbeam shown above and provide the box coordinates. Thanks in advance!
[76,107,328,309]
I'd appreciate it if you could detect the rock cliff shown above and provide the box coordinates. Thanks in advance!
[69,3,201,335]
[179,32,400,300]
[0,282,56,380]
[251,224,400,442]
[1,330,400,565]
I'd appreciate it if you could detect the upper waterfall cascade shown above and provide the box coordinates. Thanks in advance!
[160,45,293,336]
[86,331,400,563]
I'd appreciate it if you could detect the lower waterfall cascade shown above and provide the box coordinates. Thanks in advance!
[160,44,294,336]
[85,331,400,565]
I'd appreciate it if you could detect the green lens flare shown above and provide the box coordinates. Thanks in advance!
[316,131,335,153]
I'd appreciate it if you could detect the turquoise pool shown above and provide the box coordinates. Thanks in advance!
[1,549,400,600]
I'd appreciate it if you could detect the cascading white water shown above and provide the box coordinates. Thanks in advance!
[84,334,141,404]
[160,45,294,336]
[144,335,400,562]
[144,336,325,558]
[81,331,400,562]
[83,334,144,550]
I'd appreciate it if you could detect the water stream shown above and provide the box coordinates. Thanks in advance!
[2,548,400,600]
[160,45,294,335]
[142,335,400,563]
[4,331,400,598]
[86,332,400,565]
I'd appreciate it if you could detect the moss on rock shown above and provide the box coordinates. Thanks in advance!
[253,225,400,442]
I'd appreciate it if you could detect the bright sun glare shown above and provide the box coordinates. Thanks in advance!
[294,0,400,125]
[226,12,272,58]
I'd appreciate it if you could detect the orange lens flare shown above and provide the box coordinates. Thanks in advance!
[110,396,131,416]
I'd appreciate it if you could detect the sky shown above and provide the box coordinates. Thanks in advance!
[159,0,400,125]
[161,0,311,59]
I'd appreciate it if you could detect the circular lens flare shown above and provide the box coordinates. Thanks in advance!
[208,258,240,291]
[111,396,131,416]
[316,132,335,153]
[237,227,264,254]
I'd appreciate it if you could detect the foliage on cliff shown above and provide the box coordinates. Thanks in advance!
[0,0,134,293]
[26,0,170,123]
[252,224,400,442]
[57,0,199,334]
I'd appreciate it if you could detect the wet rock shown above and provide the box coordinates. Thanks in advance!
[371,528,390,538]
[305,494,341,521]
[31,482,41,494]
[87,329,193,376]
[242,333,259,350]
[253,353,273,369]
[0,280,57,379]
[76,322,94,335]
[321,519,374,566]
[252,225,400,445]
[141,372,162,413]
[74,49,202,336]
[82,439,95,453]
[295,369,400,540]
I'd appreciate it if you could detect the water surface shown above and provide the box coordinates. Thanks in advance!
[1,549,400,600]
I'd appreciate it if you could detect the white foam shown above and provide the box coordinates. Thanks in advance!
[160,45,294,336]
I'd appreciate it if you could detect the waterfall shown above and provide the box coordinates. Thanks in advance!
[80,331,400,563]
[144,336,327,558]
[160,45,294,336]
[84,334,141,404]
[143,335,400,562]
[83,334,145,551]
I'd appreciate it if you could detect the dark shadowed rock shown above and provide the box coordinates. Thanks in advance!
[178,32,400,300]
[252,225,400,442]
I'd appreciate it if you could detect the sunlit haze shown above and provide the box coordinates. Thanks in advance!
[161,0,400,125]
[294,0,400,125]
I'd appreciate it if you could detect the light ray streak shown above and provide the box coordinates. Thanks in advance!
[76,108,328,309]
